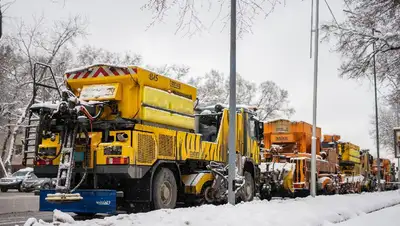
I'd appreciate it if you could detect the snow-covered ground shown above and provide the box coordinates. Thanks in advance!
[24,190,400,226]
[332,204,400,226]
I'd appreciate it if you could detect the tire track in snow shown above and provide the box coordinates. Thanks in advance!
[322,201,400,225]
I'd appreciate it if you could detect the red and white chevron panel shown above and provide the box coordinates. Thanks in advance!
[65,66,137,80]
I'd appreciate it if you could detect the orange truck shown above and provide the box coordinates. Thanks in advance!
[322,135,365,193]
[372,158,397,190]
[262,119,339,196]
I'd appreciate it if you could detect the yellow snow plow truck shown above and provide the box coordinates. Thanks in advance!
[24,63,263,214]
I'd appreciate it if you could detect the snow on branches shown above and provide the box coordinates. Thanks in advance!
[141,0,282,37]
[193,70,295,121]
[322,0,400,97]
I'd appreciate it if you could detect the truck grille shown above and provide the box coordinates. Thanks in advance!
[137,133,156,164]
[158,134,175,158]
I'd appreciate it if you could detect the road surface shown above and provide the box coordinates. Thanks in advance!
[0,190,39,214]
[0,190,50,226]
[0,190,104,226]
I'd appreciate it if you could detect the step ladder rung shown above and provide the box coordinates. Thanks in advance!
[23,156,36,159]
[24,150,35,154]
[61,148,73,154]
[25,125,38,128]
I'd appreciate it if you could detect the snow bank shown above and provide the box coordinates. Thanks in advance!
[53,209,75,224]
[24,190,400,226]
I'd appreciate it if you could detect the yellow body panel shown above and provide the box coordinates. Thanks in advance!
[89,132,102,168]
[141,107,195,130]
[142,86,194,115]
[136,68,197,102]
[338,142,360,164]
[182,172,214,195]
[39,134,61,165]
[96,130,134,165]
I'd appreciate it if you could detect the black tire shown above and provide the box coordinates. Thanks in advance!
[260,189,272,201]
[18,184,23,192]
[202,184,214,204]
[241,171,255,202]
[42,183,51,190]
[152,168,177,210]
[0,188,7,192]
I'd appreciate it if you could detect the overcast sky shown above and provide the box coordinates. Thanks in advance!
[5,0,388,157]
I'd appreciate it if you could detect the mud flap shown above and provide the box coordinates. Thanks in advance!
[40,189,117,214]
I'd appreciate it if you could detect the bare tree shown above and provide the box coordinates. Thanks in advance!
[0,15,86,175]
[145,64,191,81]
[141,0,282,37]
[195,69,295,120]
[256,80,295,120]
[321,0,400,100]
[370,101,399,155]
[74,45,192,81]
[196,69,229,106]
[75,45,142,66]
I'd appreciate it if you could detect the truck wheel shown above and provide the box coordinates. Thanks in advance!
[260,189,272,201]
[241,171,254,202]
[152,168,177,210]
[1,188,7,192]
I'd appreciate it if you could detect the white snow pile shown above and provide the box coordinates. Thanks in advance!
[259,162,295,174]
[23,190,400,226]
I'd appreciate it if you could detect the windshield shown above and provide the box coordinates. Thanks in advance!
[28,173,38,179]
[12,171,30,177]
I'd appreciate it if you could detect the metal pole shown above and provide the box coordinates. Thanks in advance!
[0,4,2,39]
[310,0,320,198]
[228,0,237,205]
[372,28,381,192]
[396,102,400,182]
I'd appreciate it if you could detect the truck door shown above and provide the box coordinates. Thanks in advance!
[244,112,261,164]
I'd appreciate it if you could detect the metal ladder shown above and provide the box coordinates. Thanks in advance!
[22,112,40,166]
[22,62,61,167]
[55,125,79,193]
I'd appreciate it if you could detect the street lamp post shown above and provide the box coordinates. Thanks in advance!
[228,0,237,205]
[372,28,381,192]
[310,0,320,198]
[396,101,400,182]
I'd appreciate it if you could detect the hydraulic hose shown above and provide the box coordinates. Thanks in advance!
[70,126,89,193]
